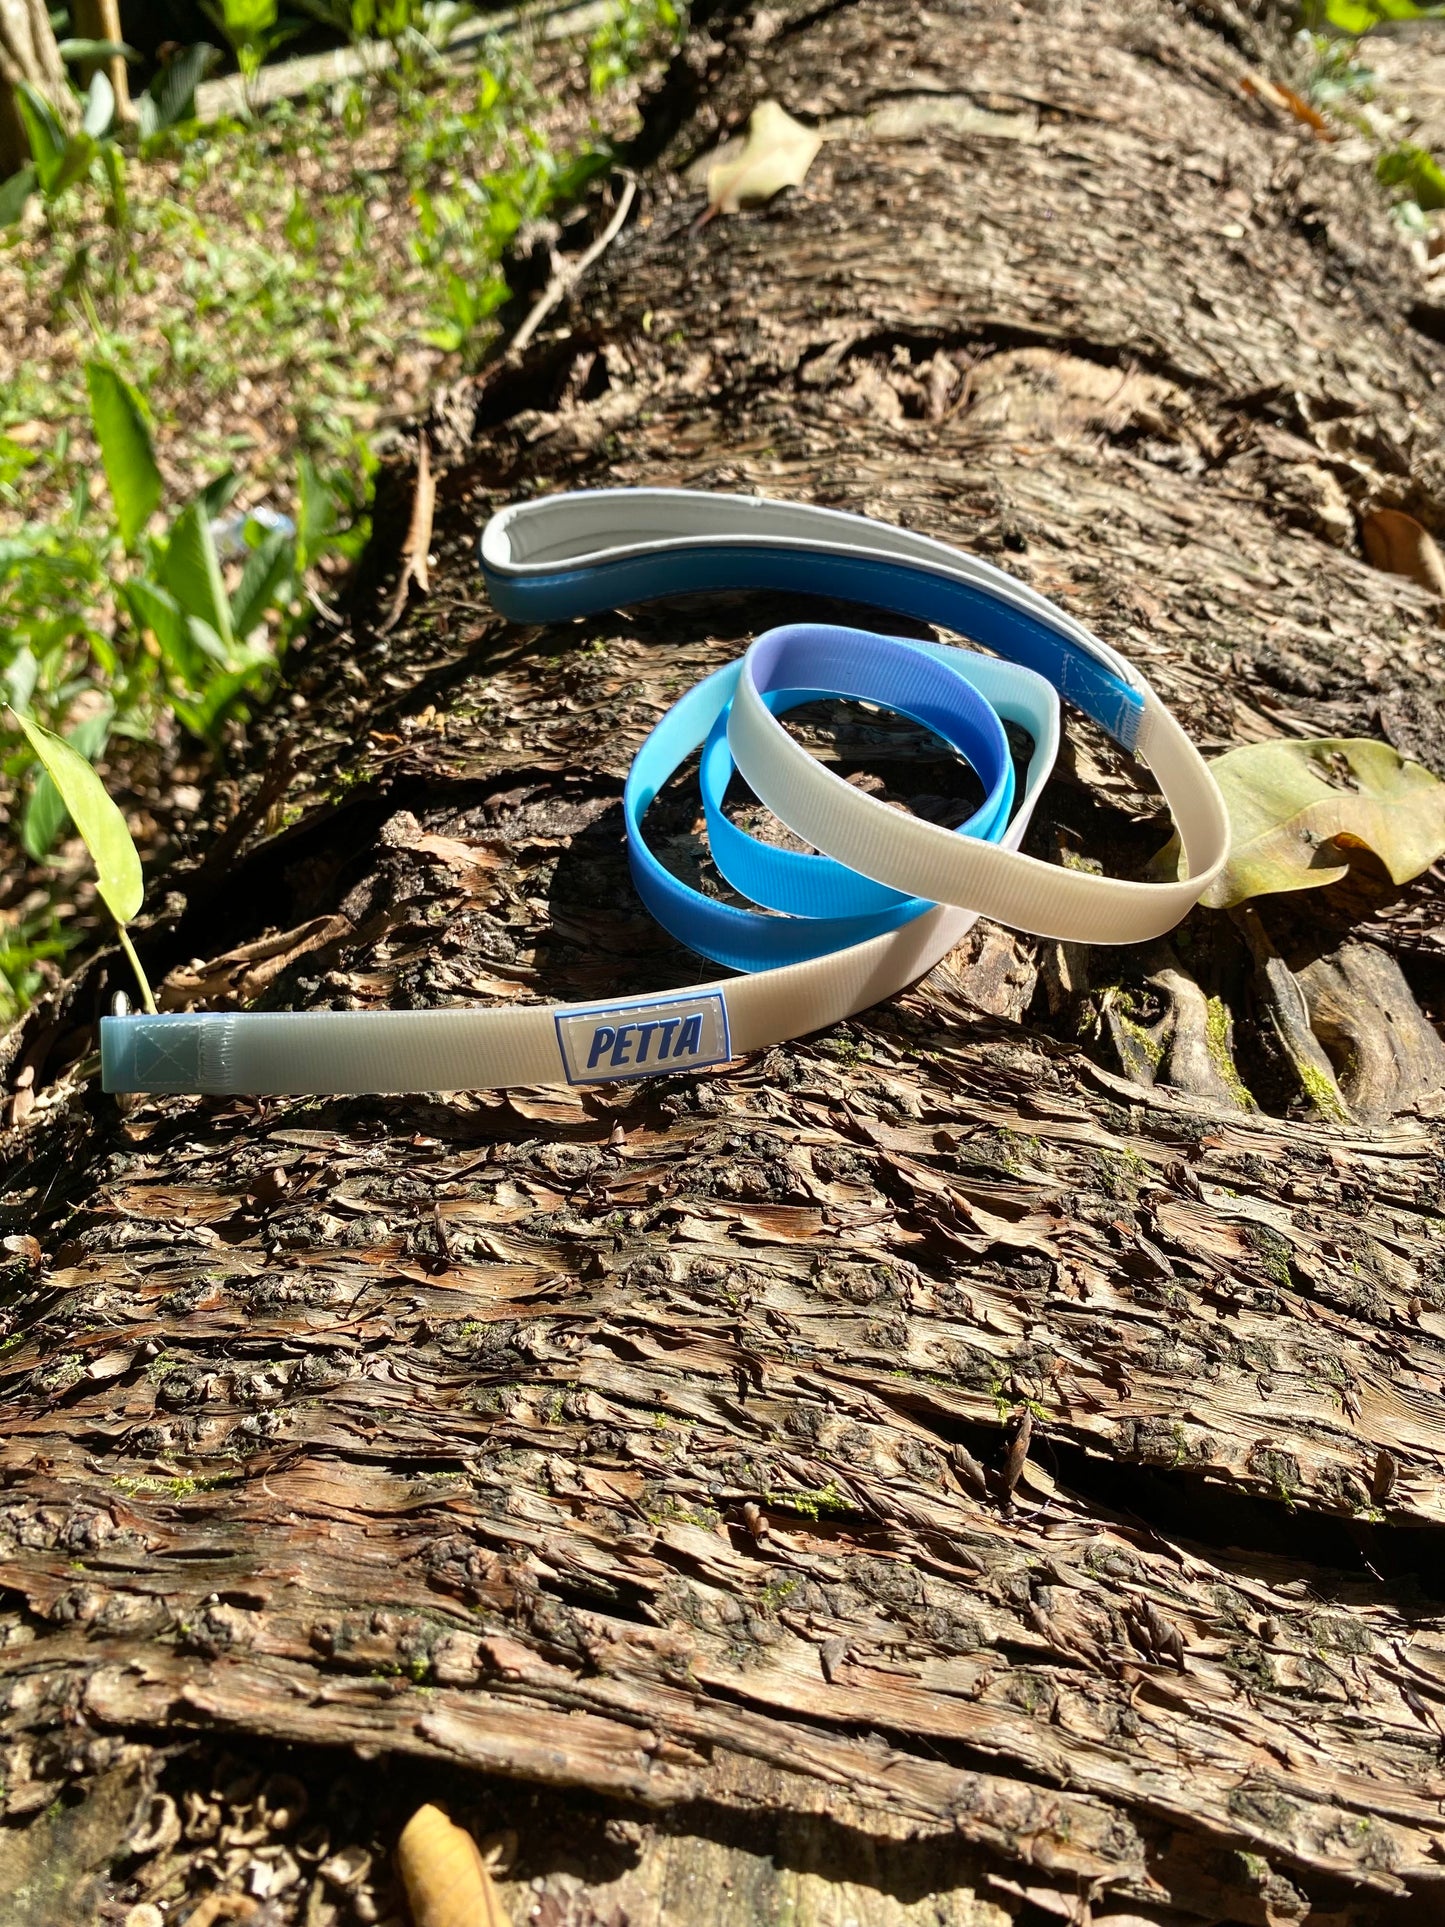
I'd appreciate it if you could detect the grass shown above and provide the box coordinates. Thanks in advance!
[3,61,587,522]
[0,1,681,1025]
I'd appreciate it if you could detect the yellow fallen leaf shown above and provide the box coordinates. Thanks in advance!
[707,100,822,216]
[1360,506,1445,601]
[397,1804,510,1927]
[1156,738,1445,909]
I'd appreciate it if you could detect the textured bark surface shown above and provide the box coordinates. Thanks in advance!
[6,2,1445,1923]
[0,0,75,176]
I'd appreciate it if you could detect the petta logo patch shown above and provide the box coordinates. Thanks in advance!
[554,990,731,1085]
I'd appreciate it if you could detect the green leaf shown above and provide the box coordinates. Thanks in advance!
[194,467,241,519]
[86,361,161,551]
[82,70,115,137]
[224,0,279,34]
[171,656,269,739]
[1377,142,1445,210]
[1160,738,1445,909]
[161,499,233,647]
[120,576,204,681]
[548,147,612,203]
[11,710,143,923]
[0,164,38,227]
[4,647,39,713]
[142,42,219,135]
[295,451,335,571]
[21,707,112,860]
[186,615,231,666]
[51,128,99,197]
[58,37,138,60]
[101,141,128,229]
[1323,0,1383,30]
[16,83,68,194]
[230,526,293,639]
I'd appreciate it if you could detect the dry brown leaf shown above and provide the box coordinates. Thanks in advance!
[1360,507,1445,602]
[181,1896,258,1927]
[707,101,823,215]
[414,832,506,887]
[160,914,354,1010]
[380,436,437,632]
[1240,72,1333,139]
[1001,1409,1033,1507]
[397,1804,510,1927]
[406,435,435,595]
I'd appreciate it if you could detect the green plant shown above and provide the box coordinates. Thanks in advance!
[420,259,507,353]
[9,709,153,1008]
[2,348,313,1015]
[410,138,611,362]
[1298,34,1376,104]
[587,0,682,94]
[3,72,128,234]
[1302,0,1445,30]
[0,23,674,1034]
[21,701,111,859]
[411,1,474,51]
[292,0,471,48]
[87,359,297,744]
[1,42,213,236]
[56,33,137,65]
[137,44,222,141]
[2,360,302,879]
[1377,142,1445,211]
[289,0,411,43]
[0,906,74,1025]
[200,0,303,86]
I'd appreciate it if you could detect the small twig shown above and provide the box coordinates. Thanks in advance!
[509,172,637,357]
[378,435,437,635]
[306,583,343,625]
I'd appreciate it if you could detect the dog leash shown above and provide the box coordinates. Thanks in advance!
[100,489,1227,1094]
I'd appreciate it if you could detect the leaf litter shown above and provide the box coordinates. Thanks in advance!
[705,100,823,216]
[1159,737,1445,908]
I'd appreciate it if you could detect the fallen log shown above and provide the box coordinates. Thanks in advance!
[5,0,1445,1921]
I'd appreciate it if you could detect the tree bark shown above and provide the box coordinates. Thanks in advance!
[0,0,76,177]
[70,0,134,126]
[6,1,1445,1922]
